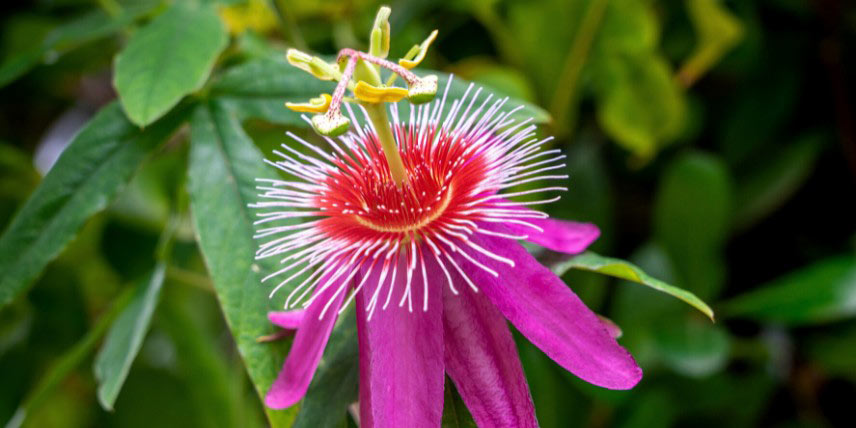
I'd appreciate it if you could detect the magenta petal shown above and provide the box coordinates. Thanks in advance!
[264,267,350,409]
[268,310,305,330]
[462,231,642,390]
[443,283,537,427]
[356,254,444,428]
[496,202,599,254]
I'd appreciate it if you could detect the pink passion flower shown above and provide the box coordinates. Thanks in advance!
[252,81,642,426]
[251,9,640,426]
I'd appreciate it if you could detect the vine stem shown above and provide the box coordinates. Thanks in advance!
[95,0,122,17]
[549,0,609,137]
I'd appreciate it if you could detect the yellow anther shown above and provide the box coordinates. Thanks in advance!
[370,6,391,59]
[311,113,350,137]
[285,94,332,113]
[353,81,409,103]
[407,75,438,105]
[286,49,339,81]
[399,30,438,70]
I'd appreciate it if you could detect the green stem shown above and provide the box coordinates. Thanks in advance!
[167,266,215,293]
[472,3,525,68]
[352,47,407,187]
[363,103,407,186]
[549,0,609,137]
[95,0,122,17]
[270,0,308,51]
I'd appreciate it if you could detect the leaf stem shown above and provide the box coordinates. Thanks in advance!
[549,0,609,137]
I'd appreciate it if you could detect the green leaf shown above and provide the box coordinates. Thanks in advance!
[677,0,743,87]
[293,309,359,428]
[94,264,166,411]
[553,251,714,320]
[582,0,685,159]
[0,5,155,88]
[594,0,659,55]
[653,151,732,299]
[211,57,334,126]
[450,60,538,103]
[0,102,185,309]
[722,256,856,325]
[718,68,799,166]
[616,390,674,428]
[653,320,730,377]
[592,53,686,160]
[441,380,477,428]
[187,101,296,426]
[733,133,823,230]
[5,286,135,428]
[159,290,244,428]
[805,321,856,380]
[416,71,551,125]
[114,3,228,127]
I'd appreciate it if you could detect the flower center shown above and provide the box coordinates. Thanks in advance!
[315,125,491,241]
[351,182,454,234]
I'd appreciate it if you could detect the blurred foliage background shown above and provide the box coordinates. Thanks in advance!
[1,0,855,427]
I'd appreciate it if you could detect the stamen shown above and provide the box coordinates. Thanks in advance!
[253,76,574,320]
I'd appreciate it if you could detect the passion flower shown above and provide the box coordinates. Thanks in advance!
[252,7,641,427]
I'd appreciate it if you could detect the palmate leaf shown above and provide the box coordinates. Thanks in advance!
[0,102,185,309]
[114,2,228,127]
[553,251,714,320]
[94,264,166,411]
[187,101,296,427]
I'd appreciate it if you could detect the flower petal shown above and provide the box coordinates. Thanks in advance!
[356,254,444,428]
[443,282,537,427]
[268,310,305,330]
[497,202,600,254]
[462,230,642,389]
[265,266,351,409]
